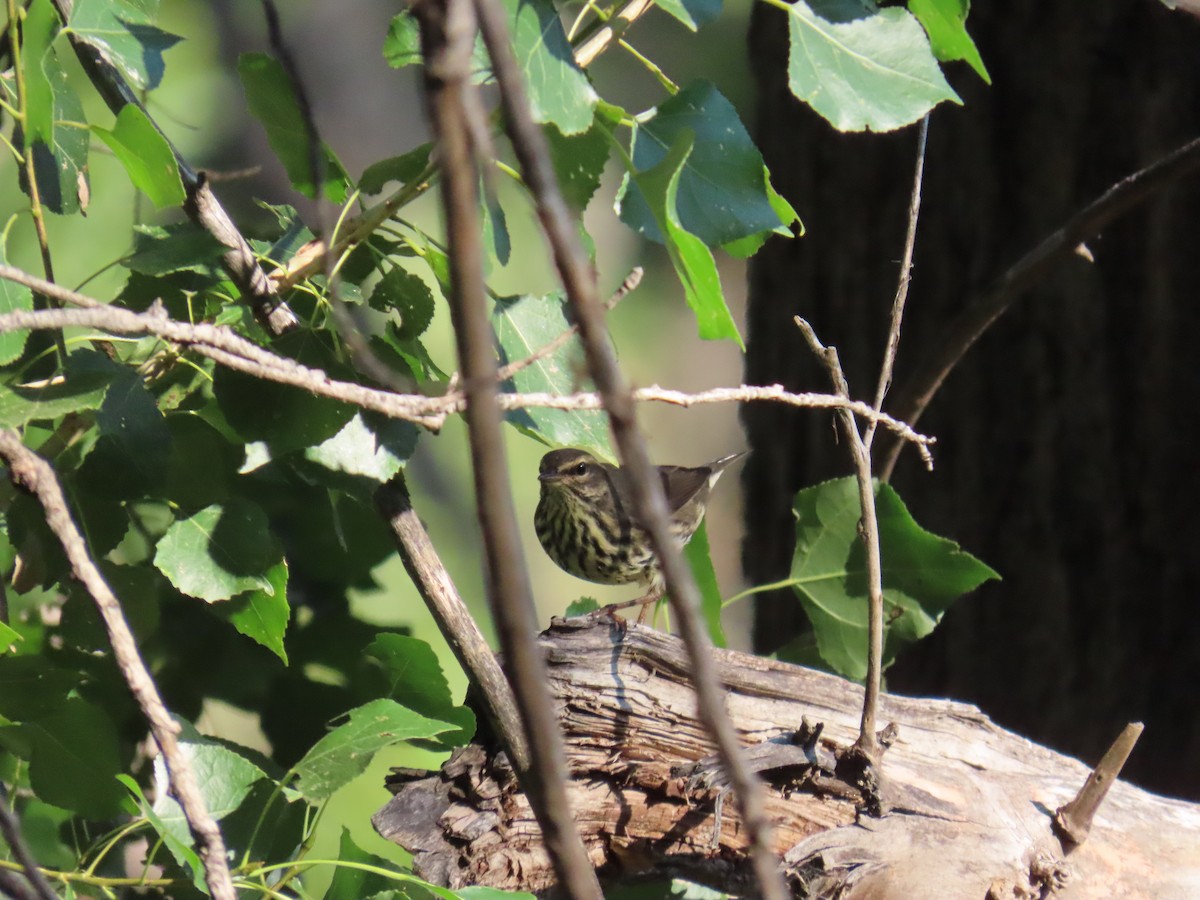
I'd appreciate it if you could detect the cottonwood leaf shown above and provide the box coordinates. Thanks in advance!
[787,0,960,132]
[790,477,999,679]
[492,293,613,457]
[292,699,456,801]
[619,80,790,248]
[154,500,282,603]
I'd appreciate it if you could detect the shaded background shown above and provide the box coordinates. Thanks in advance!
[744,0,1200,800]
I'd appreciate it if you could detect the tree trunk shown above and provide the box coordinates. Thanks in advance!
[742,0,1200,799]
[373,620,1200,898]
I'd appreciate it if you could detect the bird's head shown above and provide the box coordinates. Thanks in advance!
[538,448,610,502]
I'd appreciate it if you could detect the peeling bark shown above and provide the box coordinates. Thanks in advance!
[374,619,1200,897]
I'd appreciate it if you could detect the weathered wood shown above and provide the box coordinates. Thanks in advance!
[373,618,1200,898]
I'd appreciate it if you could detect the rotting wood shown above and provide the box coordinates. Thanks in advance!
[373,618,1200,899]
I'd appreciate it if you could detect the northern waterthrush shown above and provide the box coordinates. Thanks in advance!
[534,447,745,616]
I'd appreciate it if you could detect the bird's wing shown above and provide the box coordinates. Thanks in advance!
[659,465,711,514]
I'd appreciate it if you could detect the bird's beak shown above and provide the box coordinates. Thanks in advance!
[538,472,556,483]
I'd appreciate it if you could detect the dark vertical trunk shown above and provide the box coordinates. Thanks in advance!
[743,1,1200,799]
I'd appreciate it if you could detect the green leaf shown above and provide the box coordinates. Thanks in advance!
[456,890,537,900]
[118,775,205,889]
[21,0,61,147]
[364,634,475,746]
[629,133,742,346]
[68,0,182,90]
[0,656,81,721]
[482,189,511,268]
[150,728,269,848]
[123,223,228,275]
[618,81,787,248]
[382,11,422,69]
[786,1,961,132]
[153,499,283,602]
[360,143,432,194]
[15,41,89,215]
[492,293,613,456]
[163,413,243,512]
[15,699,126,819]
[0,619,20,652]
[790,477,999,679]
[213,357,356,456]
[0,240,34,366]
[544,119,610,211]
[651,0,722,32]
[908,0,989,82]
[79,369,171,496]
[58,562,162,653]
[722,173,803,259]
[212,561,290,662]
[327,829,407,900]
[564,597,600,616]
[368,267,436,339]
[0,350,120,427]
[12,799,75,870]
[683,520,725,648]
[292,699,455,801]
[238,52,350,203]
[494,0,597,135]
[92,105,185,207]
[304,412,418,484]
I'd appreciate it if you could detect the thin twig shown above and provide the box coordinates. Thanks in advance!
[0,432,237,900]
[472,0,788,897]
[495,266,642,382]
[794,317,886,766]
[374,475,529,772]
[0,785,59,900]
[863,114,928,451]
[879,132,1200,479]
[573,0,654,67]
[50,0,298,335]
[413,0,603,897]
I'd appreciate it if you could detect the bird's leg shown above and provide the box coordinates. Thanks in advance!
[594,587,664,624]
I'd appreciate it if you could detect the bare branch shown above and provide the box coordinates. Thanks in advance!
[0,433,237,900]
[472,0,788,896]
[374,476,530,772]
[794,317,887,769]
[864,114,928,453]
[879,132,1200,479]
[0,274,938,452]
[413,0,604,896]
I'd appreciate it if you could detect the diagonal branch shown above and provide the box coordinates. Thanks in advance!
[374,475,529,773]
[0,432,237,900]
[879,132,1200,479]
[412,0,604,897]
[50,0,299,336]
[471,1,789,897]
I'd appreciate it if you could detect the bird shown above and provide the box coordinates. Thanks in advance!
[534,447,746,619]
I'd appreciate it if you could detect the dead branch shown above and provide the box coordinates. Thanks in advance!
[376,619,1200,899]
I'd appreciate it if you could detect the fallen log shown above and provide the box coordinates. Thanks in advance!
[373,617,1200,898]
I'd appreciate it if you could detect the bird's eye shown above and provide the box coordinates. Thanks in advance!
[572,462,588,476]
